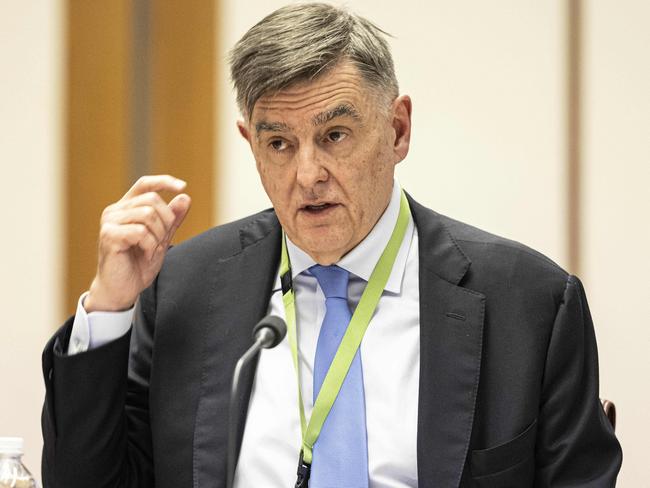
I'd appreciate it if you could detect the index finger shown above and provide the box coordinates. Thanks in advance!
[122,175,187,200]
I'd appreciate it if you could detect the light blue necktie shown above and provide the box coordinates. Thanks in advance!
[309,265,369,488]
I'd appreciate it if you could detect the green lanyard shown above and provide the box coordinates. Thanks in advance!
[280,190,411,465]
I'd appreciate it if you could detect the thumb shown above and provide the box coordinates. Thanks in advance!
[167,193,192,238]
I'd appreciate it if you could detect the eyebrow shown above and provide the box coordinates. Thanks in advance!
[254,103,361,138]
[312,103,361,126]
[255,121,291,135]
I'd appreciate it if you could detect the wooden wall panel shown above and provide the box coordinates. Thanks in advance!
[149,0,216,243]
[65,0,217,314]
[65,0,132,314]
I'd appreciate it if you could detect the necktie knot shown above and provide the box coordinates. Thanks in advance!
[309,265,349,300]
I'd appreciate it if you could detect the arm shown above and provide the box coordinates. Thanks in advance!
[535,275,622,487]
[41,284,157,488]
[67,292,134,355]
[41,175,191,487]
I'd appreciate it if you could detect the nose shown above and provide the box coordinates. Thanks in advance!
[295,143,328,190]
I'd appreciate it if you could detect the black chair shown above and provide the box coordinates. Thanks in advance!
[601,399,616,431]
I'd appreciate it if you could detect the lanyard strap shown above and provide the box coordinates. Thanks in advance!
[281,190,410,464]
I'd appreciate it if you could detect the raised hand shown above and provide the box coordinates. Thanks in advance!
[84,175,192,312]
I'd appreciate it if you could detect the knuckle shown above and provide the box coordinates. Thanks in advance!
[144,191,162,206]
[99,223,116,241]
[142,233,157,250]
[100,205,113,221]
[99,225,109,240]
[137,224,148,236]
[109,240,124,253]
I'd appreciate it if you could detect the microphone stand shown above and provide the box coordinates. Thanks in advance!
[226,322,285,488]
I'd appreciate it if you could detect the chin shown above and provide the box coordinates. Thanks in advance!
[297,234,350,263]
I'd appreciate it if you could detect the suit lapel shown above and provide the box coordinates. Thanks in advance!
[190,199,484,487]
[192,211,281,488]
[409,196,485,488]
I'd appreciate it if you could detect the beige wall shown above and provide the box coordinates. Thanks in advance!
[0,0,63,481]
[582,1,650,484]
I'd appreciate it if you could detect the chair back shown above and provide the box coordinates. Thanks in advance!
[601,399,616,431]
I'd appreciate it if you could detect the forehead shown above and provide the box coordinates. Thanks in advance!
[251,63,376,124]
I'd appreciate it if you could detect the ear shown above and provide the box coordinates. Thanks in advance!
[238,119,263,173]
[237,119,252,144]
[391,95,412,163]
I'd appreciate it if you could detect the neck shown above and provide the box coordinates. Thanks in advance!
[306,197,393,266]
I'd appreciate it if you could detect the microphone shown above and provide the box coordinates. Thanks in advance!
[252,315,287,349]
[226,315,287,488]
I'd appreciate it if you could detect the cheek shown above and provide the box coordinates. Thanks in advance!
[348,146,395,220]
[256,160,295,218]
[256,161,272,193]
[352,148,393,191]
[256,157,281,191]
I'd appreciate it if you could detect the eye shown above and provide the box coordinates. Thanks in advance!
[269,139,288,152]
[326,130,347,143]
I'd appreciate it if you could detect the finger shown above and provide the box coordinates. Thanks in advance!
[100,223,159,258]
[137,227,161,262]
[166,193,192,241]
[113,192,177,233]
[103,206,167,244]
[123,175,186,200]
[116,223,159,261]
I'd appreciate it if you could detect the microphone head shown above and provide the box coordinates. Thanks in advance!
[252,315,287,349]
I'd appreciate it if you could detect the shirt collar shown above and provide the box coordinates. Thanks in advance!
[278,179,414,294]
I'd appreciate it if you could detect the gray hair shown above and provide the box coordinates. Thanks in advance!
[229,3,399,118]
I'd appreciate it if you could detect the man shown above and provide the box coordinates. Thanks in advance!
[42,3,621,487]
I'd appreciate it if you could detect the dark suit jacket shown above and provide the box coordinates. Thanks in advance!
[42,195,621,487]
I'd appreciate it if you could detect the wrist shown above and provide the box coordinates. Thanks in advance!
[85,280,135,313]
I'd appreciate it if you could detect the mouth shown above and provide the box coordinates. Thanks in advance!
[299,202,340,216]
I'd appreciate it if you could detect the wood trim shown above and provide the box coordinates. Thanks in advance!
[567,0,582,275]
[65,0,132,314]
[64,0,218,314]
[149,0,216,243]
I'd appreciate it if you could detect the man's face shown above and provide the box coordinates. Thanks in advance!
[238,62,411,264]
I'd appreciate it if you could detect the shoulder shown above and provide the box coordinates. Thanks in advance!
[411,197,569,304]
[163,208,279,268]
[451,215,568,305]
[442,213,566,280]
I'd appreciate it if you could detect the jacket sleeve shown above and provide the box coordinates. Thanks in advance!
[41,282,157,488]
[534,275,622,487]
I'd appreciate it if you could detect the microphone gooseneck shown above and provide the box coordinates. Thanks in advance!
[226,315,287,488]
[253,315,287,349]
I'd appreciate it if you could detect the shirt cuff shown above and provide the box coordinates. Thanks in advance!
[68,291,135,355]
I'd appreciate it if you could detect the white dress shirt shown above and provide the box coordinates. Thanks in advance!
[69,181,421,488]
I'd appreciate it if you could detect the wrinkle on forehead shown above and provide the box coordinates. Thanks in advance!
[253,63,372,112]
[255,83,364,114]
[251,63,378,134]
